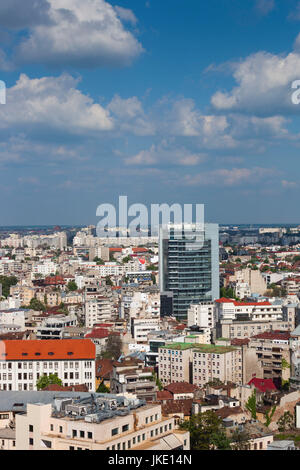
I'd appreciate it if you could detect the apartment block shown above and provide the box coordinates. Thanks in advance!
[15,396,189,451]
[0,339,96,392]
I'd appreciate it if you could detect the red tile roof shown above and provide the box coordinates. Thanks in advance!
[0,339,95,360]
[85,328,110,339]
[165,382,197,394]
[215,298,271,306]
[95,359,114,378]
[43,384,89,392]
[156,390,173,400]
[248,378,277,393]
[231,338,250,346]
[162,399,193,416]
[251,330,290,341]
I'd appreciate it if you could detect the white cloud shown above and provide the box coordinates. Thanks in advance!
[0,73,113,134]
[108,95,155,135]
[182,167,277,187]
[114,6,137,25]
[281,180,298,188]
[125,142,207,166]
[211,50,300,115]
[13,0,143,68]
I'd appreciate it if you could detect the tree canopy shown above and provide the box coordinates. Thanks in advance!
[36,373,63,390]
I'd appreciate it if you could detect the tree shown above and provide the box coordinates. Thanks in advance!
[96,381,110,393]
[101,335,122,360]
[179,410,230,450]
[67,280,78,291]
[264,406,277,427]
[152,372,163,391]
[0,275,18,298]
[146,264,157,271]
[36,373,63,390]
[105,276,113,286]
[230,429,250,450]
[122,256,131,264]
[29,297,46,312]
[277,411,294,432]
[245,389,257,420]
[93,257,104,265]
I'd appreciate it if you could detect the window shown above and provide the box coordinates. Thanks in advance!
[29,438,34,446]
[122,424,129,432]
[29,425,33,433]
[87,432,93,439]
[80,431,85,438]
[112,428,118,436]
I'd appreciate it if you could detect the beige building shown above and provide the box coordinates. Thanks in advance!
[158,343,193,385]
[192,344,243,388]
[248,331,291,385]
[15,399,189,451]
[217,318,293,340]
[228,268,267,295]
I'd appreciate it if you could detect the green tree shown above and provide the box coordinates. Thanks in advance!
[29,297,47,312]
[245,389,257,420]
[96,381,110,393]
[230,429,251,450]
[264,406,277,427]
[147,264,157,271]
[101,335,122,360]
[105,276,113,286]
[122,256,132,264]
[277,411,294,432]
[93,257,104,265]
[0,275,18,298]
[152,372,163,391]
[67,280,78,291]
[179,410,230,450]
[36,373,63,390]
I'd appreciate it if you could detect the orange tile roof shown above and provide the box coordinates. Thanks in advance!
[0,339,95,361]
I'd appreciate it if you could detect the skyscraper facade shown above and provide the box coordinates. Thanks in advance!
[159,224,219,321]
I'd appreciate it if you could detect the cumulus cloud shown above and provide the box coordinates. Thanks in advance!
[125,142,207,166]
[211,50,300,116]
[108,95,155,135]
[0,73,113,134]
[114,6,137,25]
[182,167,277,187]
[7,0,143,69]
[0,0,51,29]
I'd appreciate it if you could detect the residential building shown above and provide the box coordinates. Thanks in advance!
[0,339,96,392]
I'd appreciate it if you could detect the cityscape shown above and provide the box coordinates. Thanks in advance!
[1,0,300,456]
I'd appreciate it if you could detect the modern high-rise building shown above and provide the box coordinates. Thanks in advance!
[159,223,219,321]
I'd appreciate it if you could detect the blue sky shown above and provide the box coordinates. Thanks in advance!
[1,0,300,225]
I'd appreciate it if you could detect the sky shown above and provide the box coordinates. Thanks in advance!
[1,0,300,225]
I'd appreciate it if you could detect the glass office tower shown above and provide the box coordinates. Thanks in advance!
[159,223,219,321]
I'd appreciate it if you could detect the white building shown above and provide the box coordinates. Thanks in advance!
[130,318,160,343]
[187,302,215,329]
[0,339,95,392]
[85,298,112,328]
[0,309,26,330]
